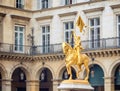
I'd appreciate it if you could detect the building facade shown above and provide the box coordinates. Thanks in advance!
[0,0,120,91]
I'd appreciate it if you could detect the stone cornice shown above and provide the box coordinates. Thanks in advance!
[0,52,34,62]
[11,15,31,21]
[0,5,32,18]
[0,5,31,13]
[35,53,65,61]
[33,1,105,13]
[0,1,106,14]
[0,48,120,62]
[58,11,77,17]
[0,52,65,62]
[84,48,120,58]
[36,15,53,21]
[83,7,104,13]
[110,4,120,9]
[0,12,6,17]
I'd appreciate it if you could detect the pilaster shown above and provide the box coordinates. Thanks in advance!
[2,79,12,91]
[104,77,114,91]
[26,80,39,91]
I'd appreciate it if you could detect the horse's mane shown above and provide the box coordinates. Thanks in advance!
[62,42,73,55]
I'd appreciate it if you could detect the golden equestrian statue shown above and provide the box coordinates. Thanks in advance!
[62,16,90,81]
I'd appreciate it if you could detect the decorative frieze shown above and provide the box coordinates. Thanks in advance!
[0,48,120,62]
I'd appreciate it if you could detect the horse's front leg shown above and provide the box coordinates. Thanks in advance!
[76,64,82,79]
[84,61,90,81]
[66,62,72,80]
[68,67,72,80]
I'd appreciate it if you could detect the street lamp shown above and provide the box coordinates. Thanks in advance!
[40,62,46,81]
[19,68,25,81]
[91,58,95,77]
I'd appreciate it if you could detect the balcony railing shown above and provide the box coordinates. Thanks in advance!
[0,37,120,55]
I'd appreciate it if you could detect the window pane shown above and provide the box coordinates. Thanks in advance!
[19,33,23,51]
[118,15,120,23]
[90,19,94,26]
[14,25,24,52]
[65,23,69,30]
[70,22,74,29]
[90,29,94,48]
[15,32,18,45]
[64,21,74,45]
[65,0,68,5]
[42,27,45,33]
[20,33,23,45]
[19,27,23,32]
[41,0,48,8]
[47,26,50,32]
[90,29,94,40]
[46,0,48,8]
[119,25,120,37]
[42,0,45,8]
[48,34,50,44]
[96,28,100,36]
[95,18,100,25]
[65,32,69,39]
[42,35,45,45]
[70,0,72,4]
[42,25,50,53]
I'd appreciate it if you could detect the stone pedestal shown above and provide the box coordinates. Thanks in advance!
[58,80,94,91]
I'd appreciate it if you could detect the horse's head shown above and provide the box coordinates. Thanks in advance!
[62,42,73,56]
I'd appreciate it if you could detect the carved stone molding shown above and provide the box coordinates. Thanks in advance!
[0,48,120,62]
[11,15,31,21]
[58,11,77,17]
[36,15,53,21]
[83,7,104,13]
[84,48,120,58]
[110,4,120,9]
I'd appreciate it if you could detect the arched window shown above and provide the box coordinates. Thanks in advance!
[89,64,104,91]
[114,65,120,90]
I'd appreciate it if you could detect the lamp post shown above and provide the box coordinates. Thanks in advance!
[91,58,95,77]
[19,68,25,81]
[40,62,45,81]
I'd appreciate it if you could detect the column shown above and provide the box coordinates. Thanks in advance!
[104,77,114,91]
[26,80,39,91]
[2,79,12,91]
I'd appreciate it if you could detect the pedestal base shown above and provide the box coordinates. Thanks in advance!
[58,80,94,91]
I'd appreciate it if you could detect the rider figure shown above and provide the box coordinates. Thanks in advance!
[72,31,83,63]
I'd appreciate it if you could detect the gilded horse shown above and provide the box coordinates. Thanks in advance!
[62,42,90,81]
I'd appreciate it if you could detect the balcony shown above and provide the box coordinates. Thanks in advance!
[0,37,120,56]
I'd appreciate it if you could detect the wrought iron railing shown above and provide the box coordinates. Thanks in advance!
[0,37,120,55]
